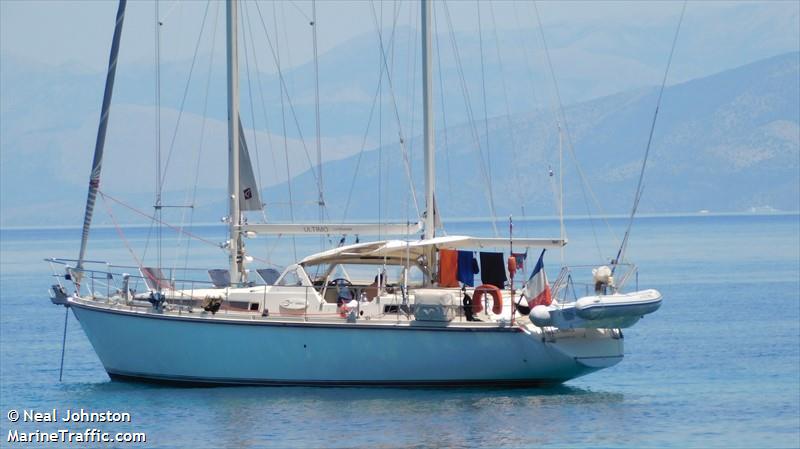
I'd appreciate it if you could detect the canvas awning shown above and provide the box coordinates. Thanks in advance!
[298,236,566,266]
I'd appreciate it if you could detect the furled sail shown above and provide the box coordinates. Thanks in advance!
[237,118,262,211]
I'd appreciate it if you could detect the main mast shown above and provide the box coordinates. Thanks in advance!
[226,0,243,283]
[421,0,436,284]
[422,0,435,241]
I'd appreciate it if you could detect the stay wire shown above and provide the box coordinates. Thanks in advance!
[180,1,220,278]
[615,0,687,269]
[240,5,265,198]
[155,0,162,273]
[432,5,454,207]
[341,1,403,223]
[476,0,493,183]
[268,1,296,260]
[368,0,422,219]
[441,0,498,235]
[531,1,611,259]
[158,0,212,193]
[252,2,322,198]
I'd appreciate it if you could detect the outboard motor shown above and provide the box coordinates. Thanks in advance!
[592,265,615,294]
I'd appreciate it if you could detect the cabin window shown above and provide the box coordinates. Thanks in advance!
[277,269,303,287]
[249,303,259,311]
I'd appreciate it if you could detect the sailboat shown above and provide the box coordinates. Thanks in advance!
[47,0,661,386]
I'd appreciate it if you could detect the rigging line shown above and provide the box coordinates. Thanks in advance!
[341,74,383,221]
[312,0,325,251]
[476,0,492,181]
[157,0,181,25]
[155,0,163,271]
[241,5,277,265]
[531,0,617,236]
[252,2,322,196]
[615,0,687,269]
[99,192,147,272]
[511,1,541,109]
[378,0,404,237]
[181,0,220,277]
[287,0,311,23]
[441,0,499,236]
[433,4,454,207]
[558,125,565,262]
[389,0,405,234]
[341,3,403,223]
[368,0,422,219]
[269,1,297,261]
[400,1,416,171]
[488,1,525,208]
[158,0,212,192]
[242,3,279,208]
[164,0,209,279]
[280,2,295,97]
[378,0,383,240]
[531,1,612,257]
[173,0,219,278]
[404,0,419,207]
[240,5,265,197]
[99,190,282,269]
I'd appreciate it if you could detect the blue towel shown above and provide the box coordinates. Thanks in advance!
[457,251,476,286]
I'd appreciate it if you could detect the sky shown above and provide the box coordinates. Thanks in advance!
[0,0,798,226]
[2,0,698,71]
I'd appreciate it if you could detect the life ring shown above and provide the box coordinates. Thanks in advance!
[472,284,503,315]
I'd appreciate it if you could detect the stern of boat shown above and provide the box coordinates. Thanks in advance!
[528,325,625,372]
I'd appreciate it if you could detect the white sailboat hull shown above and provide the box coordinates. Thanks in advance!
[69,299,624,386]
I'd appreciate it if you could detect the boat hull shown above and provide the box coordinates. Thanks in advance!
[69,299,624,386]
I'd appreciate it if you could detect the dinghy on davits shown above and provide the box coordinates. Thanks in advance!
[530,289,662,329]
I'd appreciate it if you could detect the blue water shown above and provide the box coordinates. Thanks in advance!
[1,214,799,448]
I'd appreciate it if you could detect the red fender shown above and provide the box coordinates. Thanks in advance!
[472,284,503,315]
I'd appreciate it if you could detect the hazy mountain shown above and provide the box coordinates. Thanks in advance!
[264,51,800,223]
[1,17,798,226]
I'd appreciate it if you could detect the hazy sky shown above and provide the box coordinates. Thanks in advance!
[2,0,699,71]
[1,0,798,226]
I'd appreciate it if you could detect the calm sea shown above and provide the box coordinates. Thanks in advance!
[1,214,798,448]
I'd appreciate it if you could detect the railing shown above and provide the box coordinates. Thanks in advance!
[51,258,607,325]
[45,258,218,310]
[44,258,492,324]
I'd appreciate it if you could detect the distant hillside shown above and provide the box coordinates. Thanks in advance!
[263,51,800,222]
[1,46,797,225]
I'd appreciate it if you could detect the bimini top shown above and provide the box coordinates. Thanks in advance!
[299,235,567,266]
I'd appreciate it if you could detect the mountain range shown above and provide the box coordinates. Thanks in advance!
[0,17,798,226]
[265,51,800,224]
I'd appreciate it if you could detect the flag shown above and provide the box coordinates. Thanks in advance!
[525,250,552,307]
[512,252,527,270]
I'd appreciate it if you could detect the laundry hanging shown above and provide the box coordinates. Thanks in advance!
[457,250,478,286]
[438,249,459,287]
[479,252,507,290]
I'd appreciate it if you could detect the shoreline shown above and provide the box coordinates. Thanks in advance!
[1,210,798,232]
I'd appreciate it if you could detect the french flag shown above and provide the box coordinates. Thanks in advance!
[525,250,552,307]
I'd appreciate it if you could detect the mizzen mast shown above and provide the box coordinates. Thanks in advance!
[226,0,244,284]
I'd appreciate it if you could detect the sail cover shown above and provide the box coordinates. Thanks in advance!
[237,118,263,211]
